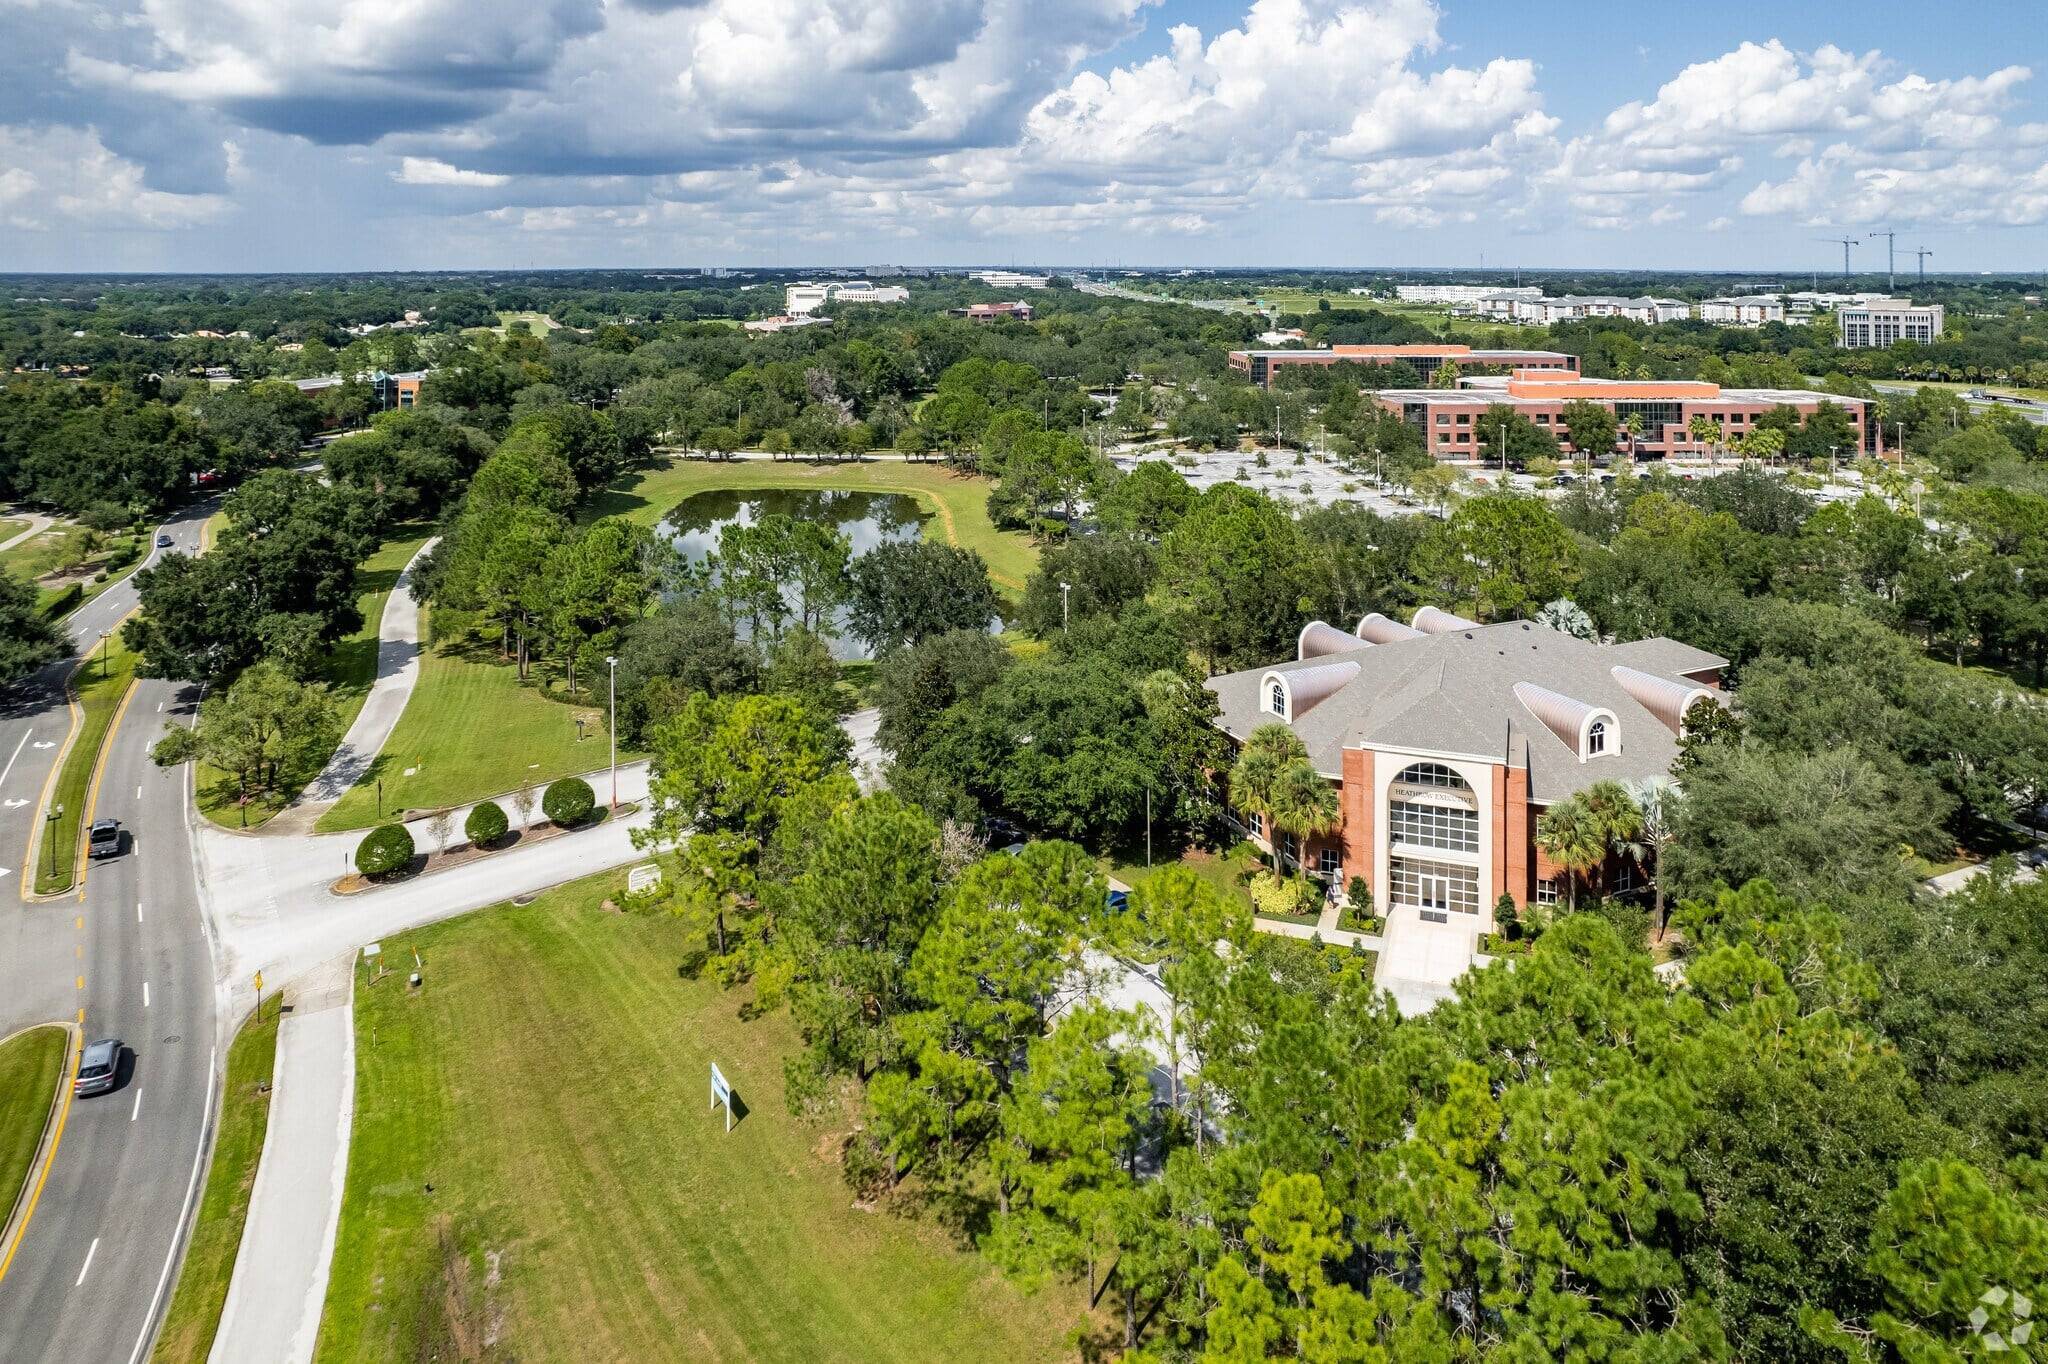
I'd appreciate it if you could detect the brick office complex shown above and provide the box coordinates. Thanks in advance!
[1375,371,1874,459]
[1207,609,1728,941]
[1227,343,1579,389]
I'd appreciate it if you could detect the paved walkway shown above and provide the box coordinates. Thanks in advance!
[209,955,355,1364]
[1372,903,1482,1016]
[265,538,438,835]
[0,511,54,555]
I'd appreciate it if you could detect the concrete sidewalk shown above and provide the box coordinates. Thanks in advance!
[266,538,438,835]
[210,955,355,1364]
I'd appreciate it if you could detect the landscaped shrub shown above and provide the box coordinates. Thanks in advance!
[542,776,595,827]
[465,800,508,847]
[355,823,415,877]
[1249,870,1317,919]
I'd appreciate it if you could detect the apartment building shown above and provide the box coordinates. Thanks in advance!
[1206,609,1727,935]
[1227,342,1579,389]
[1394,284,1541,307]
[1838,298,1945,348]
[1375,371,1871,459]
[1697,297,1787,326]
[1477,294,1690,325]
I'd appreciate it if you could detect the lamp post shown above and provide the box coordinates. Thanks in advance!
[97,629,111,680]
[45,804,60,872]
[604,655,619,810]
[1059,581,1071,631]
[1828,444,1840,486]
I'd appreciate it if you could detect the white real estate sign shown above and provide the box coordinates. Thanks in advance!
[628,863,662,895]
[710,1061,733,1133]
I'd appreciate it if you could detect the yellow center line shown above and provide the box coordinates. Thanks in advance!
[0,1028,81,1286]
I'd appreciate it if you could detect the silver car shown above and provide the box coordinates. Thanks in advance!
[74,1039,121,1097]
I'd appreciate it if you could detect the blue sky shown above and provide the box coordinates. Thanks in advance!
[2,0,2045,274]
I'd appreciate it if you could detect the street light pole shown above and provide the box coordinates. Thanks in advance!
[97,629,110,680]
[604,655,619,810]
[1059,581,1071,631]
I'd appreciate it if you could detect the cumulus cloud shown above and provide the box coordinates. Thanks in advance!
[20,0,2048,261]
[393,156,510,187]
[0,122,229,230]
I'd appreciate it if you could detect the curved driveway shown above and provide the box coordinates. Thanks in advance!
[0,505,217,1364]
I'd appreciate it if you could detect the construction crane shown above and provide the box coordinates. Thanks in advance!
[1866,229,1898,291]
[1913,248,1934,281]
[1815,236,1860,278]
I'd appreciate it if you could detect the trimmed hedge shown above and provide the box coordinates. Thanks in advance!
[465,800,508,847]
[355,823,415,876]
[40,583,82,620]
[542,777,595,827]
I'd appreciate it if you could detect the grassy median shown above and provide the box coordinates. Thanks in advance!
[151,998,282,1363]
[34,633,139,896]
[0,1026,68,1235]
[316,871,1077,1362]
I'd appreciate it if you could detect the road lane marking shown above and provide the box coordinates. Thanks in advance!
[131,1089,142,1121]
[142,981,149,1008]
[75,1237,98,1286]
[127,1045,215,1364]
[135,784,141,799]
[0,728,30,787]
[155,702,162,713]
[75,916,82,929]
[76,975,83,990]
[136,902,143,923]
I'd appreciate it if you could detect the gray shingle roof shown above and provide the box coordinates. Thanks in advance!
[1206,619,1726,802]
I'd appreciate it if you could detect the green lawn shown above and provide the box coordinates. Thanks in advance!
[1104,842,1261,915]
[316,872,1079,1363]
[152,999,281,1364]
[314,621,614,832]
[197,527,435,829]
[36,635,139,895]
[585,456,1039,595]
[0,1027,67,1236]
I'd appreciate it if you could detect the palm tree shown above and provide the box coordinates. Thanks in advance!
[1534,795,1605,913]
[1231,724,1304,869]
[1268,757,1340,882]
[1582,779,1646,901]
[1688,414,1719,466]
[1624,776,1683,939]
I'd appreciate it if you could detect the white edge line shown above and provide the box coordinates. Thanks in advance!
[131,1089,142,1122]
[0,728,31,788]
[142,982,150,1009]
[136,902,143,923]
[126,1044,215,1364]
[76,1237,98,1286]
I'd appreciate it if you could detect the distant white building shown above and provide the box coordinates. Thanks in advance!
[1839,298,1945,348]
[743,314,831,333]
[1778,290,1887,317]
[1697,297,1786,327]
[967,270,1051,289]
[784,281,911,315]
[1395,284,1540,307]
[1477,294,1689,326]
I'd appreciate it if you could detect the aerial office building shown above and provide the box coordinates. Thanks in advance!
[1375,371,1872,459]
[1227,342,1579,389]
[1838,298,1945,348]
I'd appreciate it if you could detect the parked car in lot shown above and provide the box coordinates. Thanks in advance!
[74,1039,121,1097]
[87,818,121,860]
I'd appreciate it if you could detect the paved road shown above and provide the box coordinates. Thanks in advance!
[0,511,55,555]
[0,506,218,1364]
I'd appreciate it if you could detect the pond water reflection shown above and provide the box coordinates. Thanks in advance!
[659,488,931,659]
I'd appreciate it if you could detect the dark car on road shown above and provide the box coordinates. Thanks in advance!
[156,533,173,548]
[87,818,121,860]
[74,1039,121,1097]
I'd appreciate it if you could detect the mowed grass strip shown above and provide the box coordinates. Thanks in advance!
[35,633,139,895]
[152,1000,282,1363]
[586,457,1040,595]
[0,1026,68,1230]
[317,876,1077,1363]
[197,527,434,829]
[314,621,612,833]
